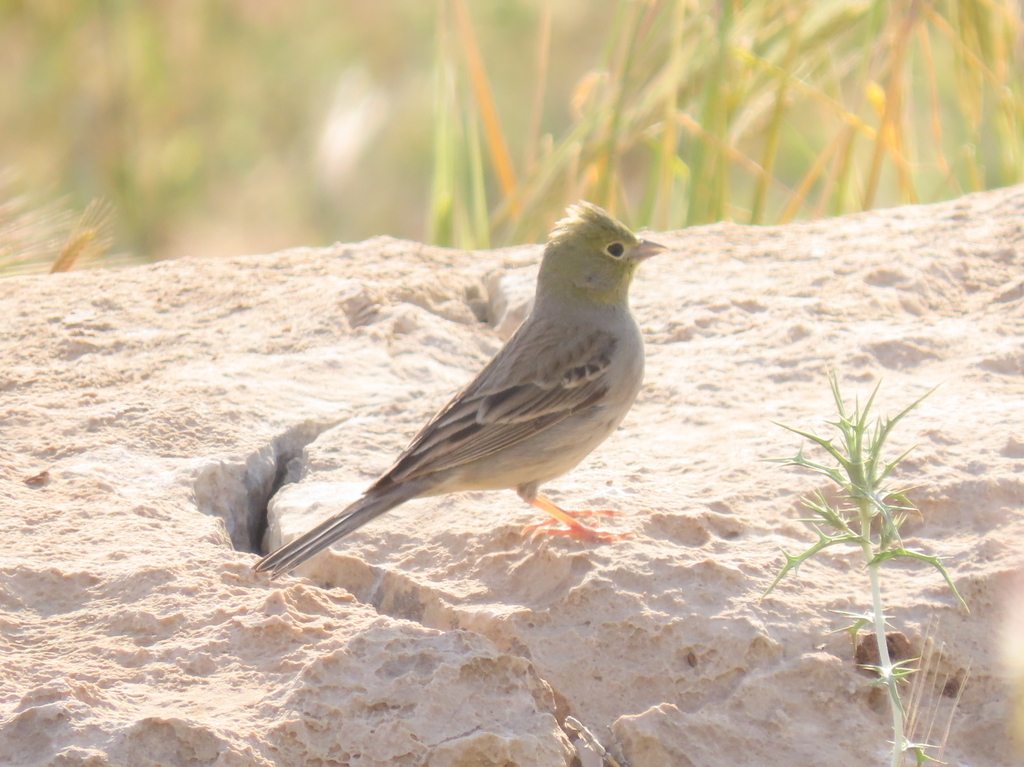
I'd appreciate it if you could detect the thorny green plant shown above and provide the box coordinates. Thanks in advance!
[764,370,967,767]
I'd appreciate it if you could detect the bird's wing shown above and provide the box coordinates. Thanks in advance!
[378,326,618,485]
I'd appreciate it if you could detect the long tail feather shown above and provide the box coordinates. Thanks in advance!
[254,480,426,578]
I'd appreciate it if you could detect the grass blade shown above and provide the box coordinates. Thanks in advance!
[452,0,519,212]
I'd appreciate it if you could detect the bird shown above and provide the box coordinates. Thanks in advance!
[255,201,666,578]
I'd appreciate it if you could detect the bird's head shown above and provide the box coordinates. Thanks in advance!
[537,201,666,307]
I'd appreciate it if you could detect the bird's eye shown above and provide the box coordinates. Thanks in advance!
[605,242,624,258]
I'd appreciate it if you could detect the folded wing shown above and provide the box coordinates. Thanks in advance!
[378,327,617,486]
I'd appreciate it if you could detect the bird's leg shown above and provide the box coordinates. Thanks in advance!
[524,507,623,529]
[522,493,632,542]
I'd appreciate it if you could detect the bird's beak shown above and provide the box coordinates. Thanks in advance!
[632,238,668,261]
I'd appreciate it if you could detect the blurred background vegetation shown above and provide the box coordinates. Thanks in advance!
[1,0,1022,274]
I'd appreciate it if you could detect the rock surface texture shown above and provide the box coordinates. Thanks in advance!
[2,187,1023,766]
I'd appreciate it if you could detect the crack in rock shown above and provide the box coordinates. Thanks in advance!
[191,419,339,552]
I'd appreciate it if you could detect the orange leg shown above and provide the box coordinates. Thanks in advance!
[523,494,632,542]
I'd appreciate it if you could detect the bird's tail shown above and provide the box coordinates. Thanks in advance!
[254,479,427,578]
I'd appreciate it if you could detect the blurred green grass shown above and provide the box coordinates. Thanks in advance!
[1,0,1021,273]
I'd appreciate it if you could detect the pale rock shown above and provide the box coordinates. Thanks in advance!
[3,190,1024,765]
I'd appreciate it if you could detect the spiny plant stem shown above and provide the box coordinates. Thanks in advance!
[860,496,905,766]
[765,370,965,766]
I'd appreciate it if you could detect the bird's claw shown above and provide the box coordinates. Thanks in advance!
[524,508,622,528]
[523,519,632,542]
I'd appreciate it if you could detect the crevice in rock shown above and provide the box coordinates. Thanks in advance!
[191,418,339,553]
[480,266,538,338]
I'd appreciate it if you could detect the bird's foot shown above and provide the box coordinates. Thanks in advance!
[523,494,631,542]
[525,521,633,542]
[527,508,623,523]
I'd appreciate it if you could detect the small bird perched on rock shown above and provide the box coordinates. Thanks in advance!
[255,201,666,578]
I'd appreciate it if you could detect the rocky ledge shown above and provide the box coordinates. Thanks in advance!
[2,188,1023,766]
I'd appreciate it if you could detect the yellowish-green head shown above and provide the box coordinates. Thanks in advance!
[537,201,666,307]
